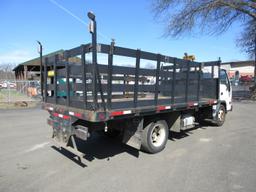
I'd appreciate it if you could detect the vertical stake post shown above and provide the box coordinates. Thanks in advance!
[88,12,98,110]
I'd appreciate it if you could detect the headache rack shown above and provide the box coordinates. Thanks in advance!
[41,14,221,122]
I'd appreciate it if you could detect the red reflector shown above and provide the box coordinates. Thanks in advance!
[110,111,123,117]
[74,113,82,118]
[98,113,106,120]
[53,113,58,117]
[157,106,166,111]
[63,115,70,120]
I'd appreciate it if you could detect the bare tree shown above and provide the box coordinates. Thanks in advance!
[152,0,256,57]
[0,63,16,80]
[237,19,256,57]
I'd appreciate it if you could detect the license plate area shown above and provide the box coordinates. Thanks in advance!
[48,116,73,144]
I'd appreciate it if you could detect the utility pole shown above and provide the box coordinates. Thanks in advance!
[37,41,43,97]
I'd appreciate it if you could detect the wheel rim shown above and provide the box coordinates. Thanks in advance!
[150,124,166,147]
[218,108,225,122]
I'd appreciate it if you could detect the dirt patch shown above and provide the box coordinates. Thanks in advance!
[0,101,39,109]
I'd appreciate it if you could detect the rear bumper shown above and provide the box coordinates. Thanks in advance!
[42,102,109,122]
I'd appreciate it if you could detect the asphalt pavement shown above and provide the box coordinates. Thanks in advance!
[0,102,256,192]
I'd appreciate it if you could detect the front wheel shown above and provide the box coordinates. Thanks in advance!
[214,104,226,126]
[141,120,169,154]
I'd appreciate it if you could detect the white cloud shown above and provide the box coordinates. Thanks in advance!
[0,50,36,65]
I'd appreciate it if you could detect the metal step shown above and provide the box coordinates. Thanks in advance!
[53,136,84,160]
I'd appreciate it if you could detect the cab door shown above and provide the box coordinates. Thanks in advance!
[219,69,232,111]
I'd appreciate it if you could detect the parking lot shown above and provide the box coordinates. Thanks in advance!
[0,102,256,192]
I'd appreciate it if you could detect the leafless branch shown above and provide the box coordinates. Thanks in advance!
[152,0,256,57]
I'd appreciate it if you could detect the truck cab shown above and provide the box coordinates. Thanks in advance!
[210,69,232,127]
[219,69,232,112]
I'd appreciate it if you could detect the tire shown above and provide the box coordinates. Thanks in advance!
[214,104,226,126]
[141,120,169,154]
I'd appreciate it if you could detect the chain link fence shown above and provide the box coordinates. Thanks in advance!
[0,79,253,108]
[231,81,253,99]
[0,80,41,108]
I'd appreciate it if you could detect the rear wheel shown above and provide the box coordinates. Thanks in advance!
[214,104,226,126]
[141,120,169,154]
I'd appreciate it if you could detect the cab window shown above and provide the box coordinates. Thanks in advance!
[220,70,229,86]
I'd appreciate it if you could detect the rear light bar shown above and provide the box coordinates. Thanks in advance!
[69,111,83,118]
[53,112,70,120]
[45,105,83,119]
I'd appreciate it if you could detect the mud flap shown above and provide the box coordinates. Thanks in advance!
[170,115,181,133]
[165,112,181,133]
[122,118,144,150]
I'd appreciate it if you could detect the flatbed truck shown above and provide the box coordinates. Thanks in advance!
[41,12,232,159]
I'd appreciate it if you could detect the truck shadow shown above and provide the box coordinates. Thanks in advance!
[169,122,213,141]
[78,133,140,160]
[51,146,88,168]
[51,132,139,167]
[51,123,213,167]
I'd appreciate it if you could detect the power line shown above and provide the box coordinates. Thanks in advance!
[48,0,111,41]
[49,0,88,25]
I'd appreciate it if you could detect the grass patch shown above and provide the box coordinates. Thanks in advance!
[0,89,35,102]
[0,89,39,109]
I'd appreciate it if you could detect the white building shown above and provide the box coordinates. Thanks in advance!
[221,60,255,78]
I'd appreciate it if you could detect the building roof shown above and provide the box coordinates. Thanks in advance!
[13,49,64,72]
[222,60,255,68]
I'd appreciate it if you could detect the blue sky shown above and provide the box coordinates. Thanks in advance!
[0,0,248,65]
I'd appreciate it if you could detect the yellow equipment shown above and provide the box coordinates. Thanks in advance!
[183,53,195,61]
[48,70,55,77]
